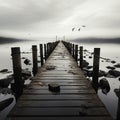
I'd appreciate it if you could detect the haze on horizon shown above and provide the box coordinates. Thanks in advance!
[0,0,120,40]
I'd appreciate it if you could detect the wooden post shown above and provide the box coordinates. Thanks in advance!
[32,45,38,76]
[80,46,83,69]
[75,45,78,62]
[44,44,47,61]
[72,44,74,57]
[46,43,49,59]
[40,44,43,66]
[116,88,120,120]
[11,47,23,100]
[92,48,100,84]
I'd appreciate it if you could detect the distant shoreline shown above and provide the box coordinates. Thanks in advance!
[0,36,120,44]
[69,38,120,44]
[0,36,33,44]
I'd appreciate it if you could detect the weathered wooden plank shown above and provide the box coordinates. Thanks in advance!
[6,117,113,120]
[8,107,109,116]
[19,94,98,100]
[31,82,90,86]
[23,89,96,95]
[16,100,103,108]
[27,85,93,90]
[31,76,86,80]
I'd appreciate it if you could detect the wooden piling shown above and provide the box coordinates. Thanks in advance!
[92,48,100,84]
[116,89,120,120]
[44,44,47,61]
[32,45,38,76]
[75,45,78,62]
[11,47,23,100]
[79,46,83,69]
[47,43,50,58]
[40,44,43,66]
[72,44,74,57]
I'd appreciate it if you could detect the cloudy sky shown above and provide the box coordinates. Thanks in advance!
[0,0,120,40]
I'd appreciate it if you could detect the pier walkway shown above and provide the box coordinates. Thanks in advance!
[7,41,113,120]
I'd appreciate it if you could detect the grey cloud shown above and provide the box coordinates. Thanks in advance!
[0,0,88,30]
[0,0,120,38]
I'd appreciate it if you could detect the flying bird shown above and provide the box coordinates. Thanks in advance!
[78,28,81,31]
[72,27,75,31]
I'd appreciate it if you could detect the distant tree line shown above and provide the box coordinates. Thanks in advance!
[70,38,120,44]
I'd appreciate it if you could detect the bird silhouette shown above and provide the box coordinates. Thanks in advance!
[78,28,81,31]
[72,27,75,31]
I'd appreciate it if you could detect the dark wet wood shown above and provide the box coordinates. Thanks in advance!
[7,42,113,120]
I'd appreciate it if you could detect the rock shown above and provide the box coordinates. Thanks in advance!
[0,98,14,111]
[119,78,120,81]
[24,59,31,65]
[99,70,107,77]
[22,69,31,80]
[0,69,8,73]
[21,57,26,59]
[99,78,110,95]
[114,63,120,68]
[22,69,31,77]
[106,66,115,70]
[82,60,89,68]
[0,75,13,88]
[0,88,12,94]
[108,70,120,77]
[111,60,116,64]
[106,59,111,62]
[89,56,92,59]
[106,73,115,78]
[87,66,93,69]
[114,88,120,97]
[88,71,93,77]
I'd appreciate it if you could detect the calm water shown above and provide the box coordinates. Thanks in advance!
[0,39,120,119]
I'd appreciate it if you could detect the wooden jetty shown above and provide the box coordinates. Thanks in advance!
[7,41,113,120]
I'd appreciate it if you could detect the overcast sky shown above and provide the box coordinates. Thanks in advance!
[0,0,120,40]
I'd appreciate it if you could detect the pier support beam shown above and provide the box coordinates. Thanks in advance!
[40,44,43,66]
[79,46,83,69]
[32,45,38,76]
[75,45,78,62]
[11,47,23,100]
[92,48,100,85]
[44,44,47,61]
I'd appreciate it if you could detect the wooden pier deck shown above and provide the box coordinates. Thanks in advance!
[7,41,113,120]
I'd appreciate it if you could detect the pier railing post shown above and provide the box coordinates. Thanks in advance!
[92,48,100,84]
[40,44,43,66]
[44,44,47,61]
[117,94,120,120]
[11,47,23,100]
[32,45,38,76]
[72,44,75,57]
[75,45,78,62]
[80,46,83,69]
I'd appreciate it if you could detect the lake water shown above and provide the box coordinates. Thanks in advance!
[0,39,120,119]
